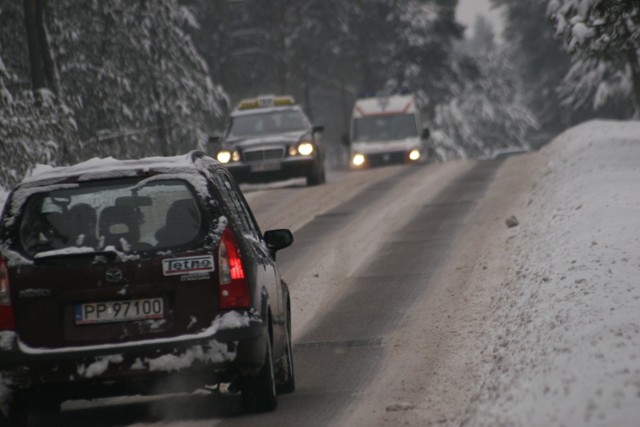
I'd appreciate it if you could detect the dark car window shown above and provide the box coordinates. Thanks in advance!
[18,178,207,256]
[228,109,308,138]
[353,114,419,142]
[217,173,261,239]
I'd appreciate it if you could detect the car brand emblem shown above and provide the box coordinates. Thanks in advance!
[105,267,124,283]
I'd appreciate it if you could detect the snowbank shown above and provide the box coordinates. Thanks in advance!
[467,120,640,426]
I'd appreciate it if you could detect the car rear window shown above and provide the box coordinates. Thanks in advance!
[18,178,207,256]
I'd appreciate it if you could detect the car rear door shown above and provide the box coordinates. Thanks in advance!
[8,177,225,349]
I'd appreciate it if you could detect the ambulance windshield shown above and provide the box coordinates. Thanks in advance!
[352,114,418,142]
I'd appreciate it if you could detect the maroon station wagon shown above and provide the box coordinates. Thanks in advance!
[0,151,295,424]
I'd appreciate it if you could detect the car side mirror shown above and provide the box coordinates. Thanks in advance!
[421,127,430,140]
[264,229,293,258]
[312,125,324,134]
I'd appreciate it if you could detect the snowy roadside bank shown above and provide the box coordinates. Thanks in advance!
[464,120,640,426]
[342,120,640,427]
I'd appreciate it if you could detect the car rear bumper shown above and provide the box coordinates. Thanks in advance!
[224,157,317,183]
[0,310,266,398]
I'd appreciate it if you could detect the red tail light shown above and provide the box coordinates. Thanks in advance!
[0,255,15,330]
[218,228,250,309]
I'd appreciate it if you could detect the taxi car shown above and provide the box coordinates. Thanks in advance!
[0,151,295,424]
[210,95,326,186]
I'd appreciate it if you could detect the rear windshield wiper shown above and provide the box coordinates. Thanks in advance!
[33,249,119,265]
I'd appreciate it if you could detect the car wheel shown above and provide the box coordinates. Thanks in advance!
[277,326,296,394]
[28,395,61,416]
[241,339,277,412]
[306,162,325,186]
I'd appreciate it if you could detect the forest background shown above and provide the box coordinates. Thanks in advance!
[1,0,638,191]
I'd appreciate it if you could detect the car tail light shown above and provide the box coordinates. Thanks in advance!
[0,255,15,330]
[218,228,251,309]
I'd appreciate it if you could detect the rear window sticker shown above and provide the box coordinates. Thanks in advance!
[163,255,215,276]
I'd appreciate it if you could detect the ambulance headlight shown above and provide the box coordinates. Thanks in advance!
[352,153,366,167]
[408,149,421,161]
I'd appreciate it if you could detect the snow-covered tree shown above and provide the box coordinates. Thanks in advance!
[1,0,227,189]
[186,0,463,162]
[394,1,464,114]
[47,0,226,158]
[466,15,496,55]
[0,53,79,190]
[431,48,539,160]
[491,0,574,137]
[0,1,80,191]
[548,0,640,117]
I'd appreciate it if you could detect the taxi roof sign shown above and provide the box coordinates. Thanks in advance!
[237,95,295,111]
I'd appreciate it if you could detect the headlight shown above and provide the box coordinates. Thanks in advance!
[232,151,241,162]
[352,153,366,167]
[217,150,232,164]
[408,149,421,161]
[297,142,314,156]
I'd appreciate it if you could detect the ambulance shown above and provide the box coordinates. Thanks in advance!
[346,93,430,169]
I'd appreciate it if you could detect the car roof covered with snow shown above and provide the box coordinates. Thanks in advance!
[18,151,219,187]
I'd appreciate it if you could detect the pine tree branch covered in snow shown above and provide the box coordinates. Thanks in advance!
[548,0,640,116]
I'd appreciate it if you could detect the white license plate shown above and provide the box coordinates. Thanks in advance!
[74,298,164,325]
[251,161,281,172]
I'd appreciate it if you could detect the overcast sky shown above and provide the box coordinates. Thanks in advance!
[456,0,505,40]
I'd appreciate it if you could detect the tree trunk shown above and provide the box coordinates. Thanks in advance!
[23,0,58,95]
[156,110,170,156]
[24,0,46,92]
[627,48,640,119]
[38,0,58,94]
